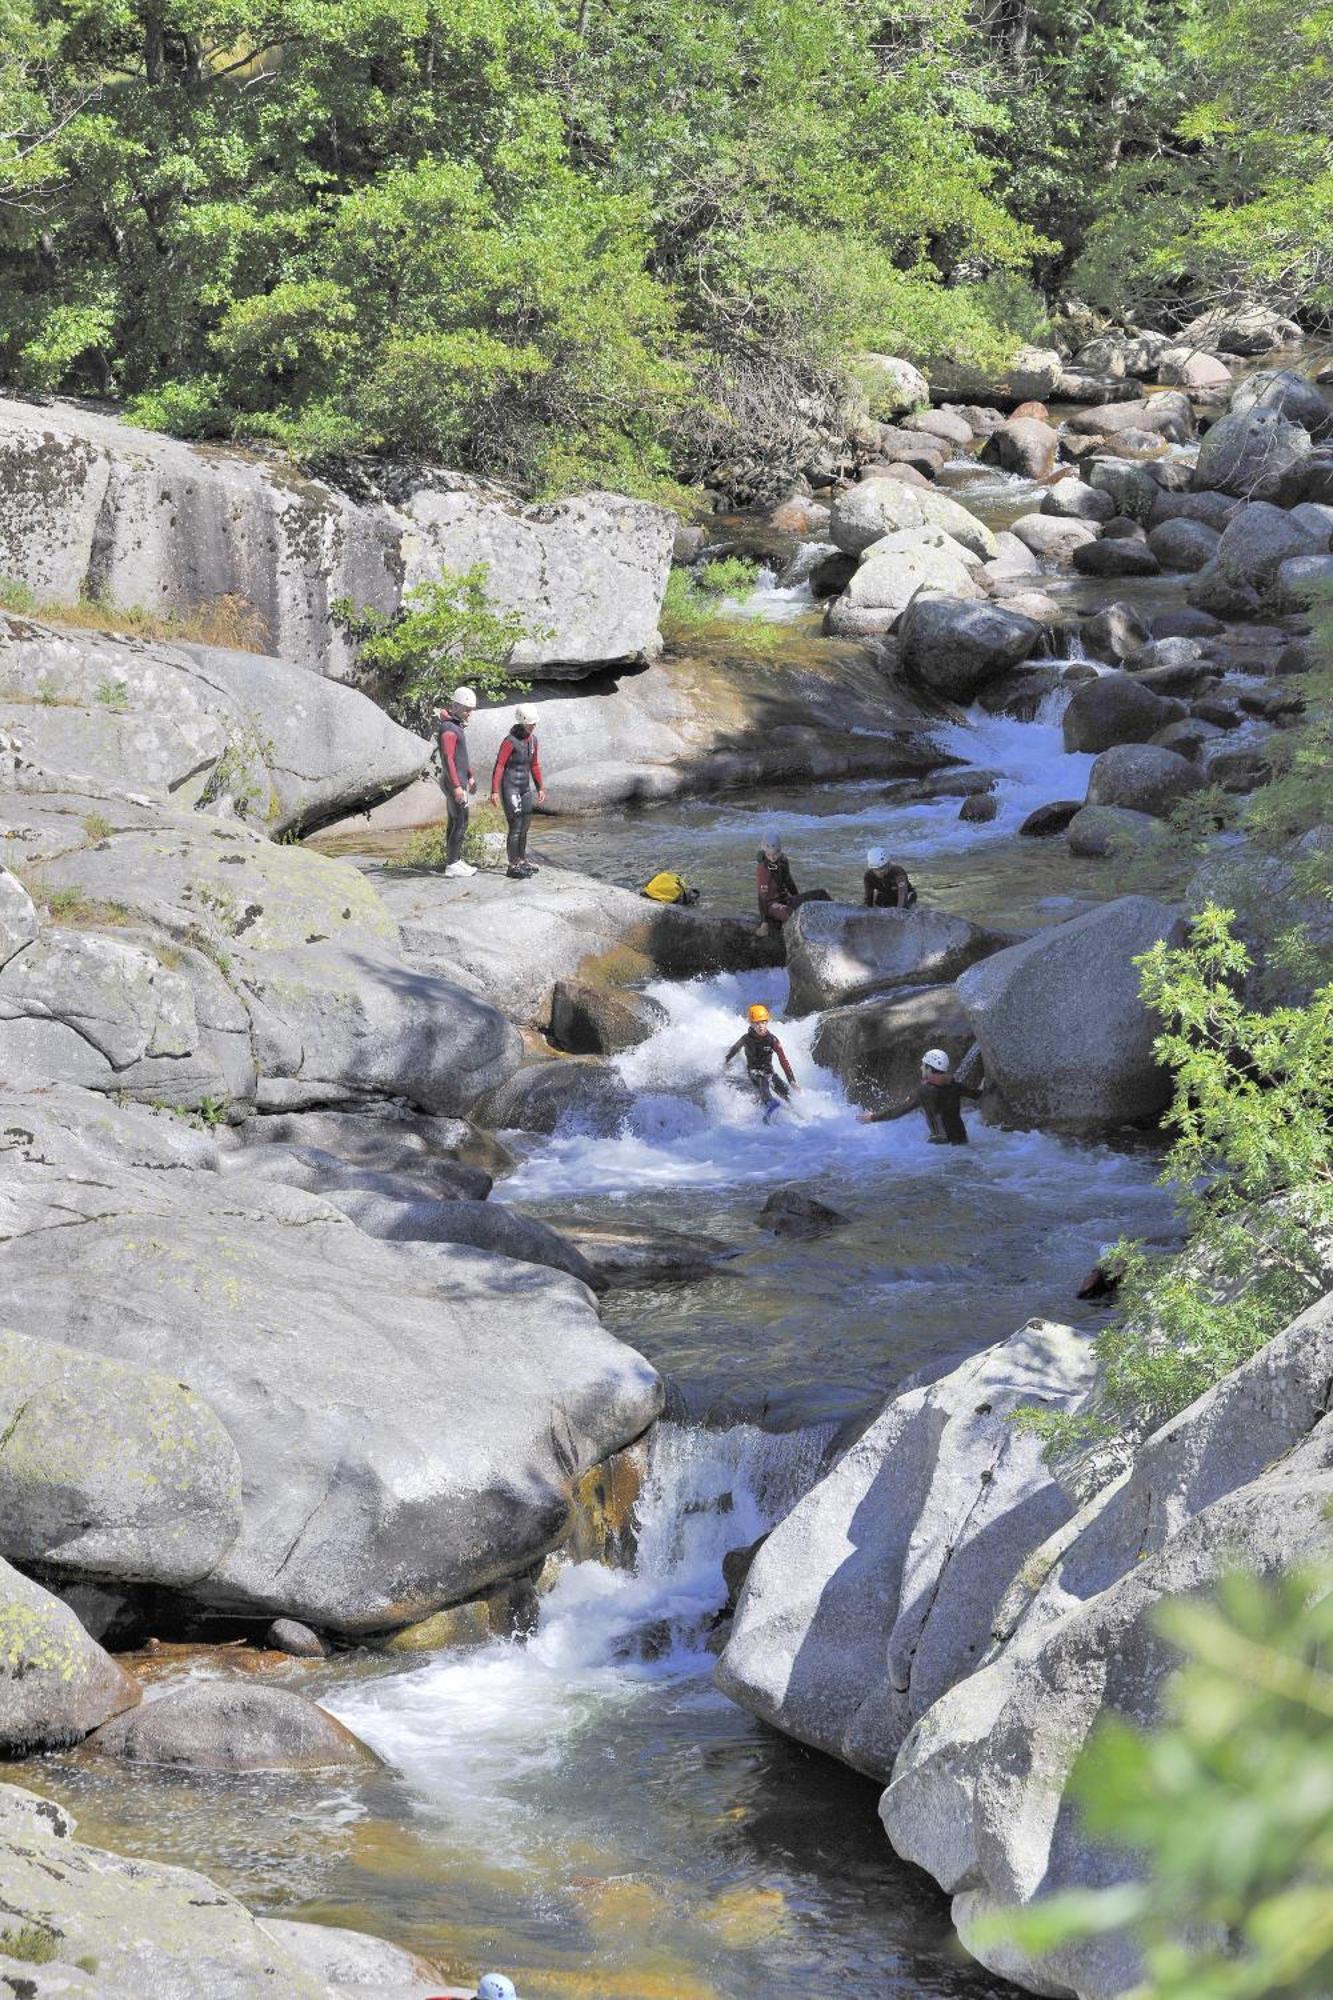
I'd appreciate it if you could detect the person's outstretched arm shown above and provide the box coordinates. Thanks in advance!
[724,1035,746,1065]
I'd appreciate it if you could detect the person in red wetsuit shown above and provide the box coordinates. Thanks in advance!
[435,686,478,877]
[725,1002,801,1123]
[489,704,547,880]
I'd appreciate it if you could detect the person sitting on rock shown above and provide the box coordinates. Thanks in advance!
[863,845,917,909]
[725,1002,801,1123]
[859,1047,983,1143]
[490,704,547,880]
[435,686,478,879]
[756,833,800,931]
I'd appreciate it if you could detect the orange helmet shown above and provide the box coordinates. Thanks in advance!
[747,1003,770,1024]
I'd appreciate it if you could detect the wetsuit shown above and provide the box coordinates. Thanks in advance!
[437,714,473,867]
[725,1026,796,1113]
[757,852,800,926]
[864,862,917,909]
[491,726,544,868]
[919,1076,982,1145]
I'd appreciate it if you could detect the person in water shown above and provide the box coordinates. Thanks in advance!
[490,704,547,880]
[435,685,478,878]
[863,845,917,909]
[725,1003,801,1122]
[859,1047,983,1144]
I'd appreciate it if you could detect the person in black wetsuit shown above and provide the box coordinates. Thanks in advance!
[864,845,917,909]
[755,833,830,933]
[724,1003,801,1123]
[435,687,478,877]
[490,704,547,879]
[858,1048,983,1143]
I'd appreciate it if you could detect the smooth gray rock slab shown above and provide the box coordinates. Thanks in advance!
[956,895,1179,1130]
[0,1088,662,1633]
[812,983,973,1111]
[717,1318,1094,1780]
[785,901,1008,1015]
[324,1188,603,1292]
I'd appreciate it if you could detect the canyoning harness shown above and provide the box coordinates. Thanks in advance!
[641,871,700,906]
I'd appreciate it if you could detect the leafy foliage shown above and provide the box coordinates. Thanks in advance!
[977,1566,1333,1999]
[333,567,531,730]
[1021,907,1333,1463]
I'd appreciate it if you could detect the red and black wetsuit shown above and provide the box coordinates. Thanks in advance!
[437,714,472,866]
[757,852,799,925]
[864,862,917,909]
[492,727,544,868]
[726,1026,796,1105]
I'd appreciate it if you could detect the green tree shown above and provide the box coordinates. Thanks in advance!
[333,567,531,732]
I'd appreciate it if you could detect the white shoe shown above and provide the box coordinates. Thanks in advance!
[443,861,477,878]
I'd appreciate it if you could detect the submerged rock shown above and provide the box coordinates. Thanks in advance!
[756,1189,849,1239]
[84,1679,376,1773]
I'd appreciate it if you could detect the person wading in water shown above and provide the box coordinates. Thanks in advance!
[725,1002,801,1123]
[435,686,478,878]
[859,1047,983,1143]
[490,705,547,880]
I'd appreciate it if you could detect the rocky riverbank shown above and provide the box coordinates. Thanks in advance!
[0,329,1329,1995]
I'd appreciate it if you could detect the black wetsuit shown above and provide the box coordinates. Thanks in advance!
[437,715,472,866]
[726,1026,796,1107]
[492,727,544,867]
[919,1076,982,1145]
[864,862,917,909]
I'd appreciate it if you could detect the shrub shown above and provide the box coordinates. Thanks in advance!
[334,569,533,734]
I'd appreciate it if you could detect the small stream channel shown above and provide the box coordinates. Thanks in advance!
[20,449,1223,1995]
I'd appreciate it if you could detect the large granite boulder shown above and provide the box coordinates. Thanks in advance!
[1085,742,1206,817]
[856,353,931,416]
[1040,482,1116,523]
[897,597,1042,701]
[812,983,973,1110]
[1008,514,1099,561]
[837,532,984,630]
[0,397,399,678]
[0,1328,241,1587]
[955,896,1179,1130]
[882,1288,1333,2000]
[0,398,673,681]
[928,347,1064,409]
[717,1318,1095,1781]
[828,476,931,556]
[785,901,1008,1014]
[0,1088,662,1634]
[1145,517,1220,572]
[0,1561,139,1753]
[1229,367,1332,438]
[1061,674,1184,753]
[1187,499,1322,616]
[398,478,673,676]
[1179,303,1303,355]
[1190,406,1313,501]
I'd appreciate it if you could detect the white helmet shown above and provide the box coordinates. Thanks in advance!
[866,847,887,869]
[451,686,477,711]
[476,1979,518,2000]
[921,1048,952,1074]
[763,831,784,856]
[514,704,538,727]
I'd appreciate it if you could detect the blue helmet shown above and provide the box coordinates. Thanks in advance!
[477,1978,518,2000]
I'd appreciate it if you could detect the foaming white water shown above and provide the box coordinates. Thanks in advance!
[720,565,815,623]
[322,1420,833,1852]
[503,964,1155,1204]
